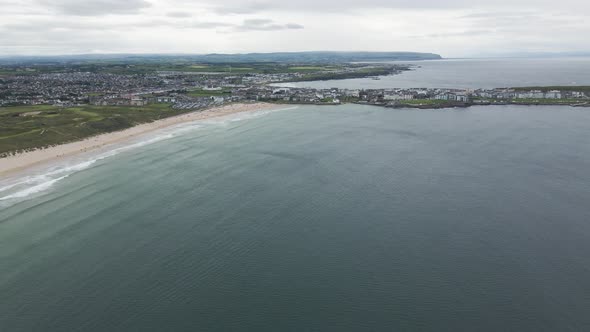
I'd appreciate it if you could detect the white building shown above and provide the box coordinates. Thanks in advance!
[130,97,147,106]
[384,94,414,101]
[544,90,562,99]
[157,97,177,103]
[517,91,544,99]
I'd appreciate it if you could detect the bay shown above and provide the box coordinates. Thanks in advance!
[280,57,590,89]
[1,105,590,331]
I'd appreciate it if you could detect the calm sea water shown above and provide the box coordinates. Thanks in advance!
[280,57,590,89]
[1,105,590,331]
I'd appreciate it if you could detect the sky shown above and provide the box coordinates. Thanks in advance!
[0,0,589,57]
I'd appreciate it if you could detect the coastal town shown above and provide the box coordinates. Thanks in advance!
[1,59,589,157]
[1,67,589,110]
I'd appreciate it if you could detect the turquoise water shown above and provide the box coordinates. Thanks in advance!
[1,105,590,331]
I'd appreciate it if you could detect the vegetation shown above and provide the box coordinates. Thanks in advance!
[288,66,336,71]
[186,88,232,97]
[509,98,588,105]
[395,99,456,106]
[512,86,590,93]
[473,96,589,105]
[288,66,406,82]
[0,104,194,156]
[0,52,442,66]
[0,62,342,76]
[0,60,406,79]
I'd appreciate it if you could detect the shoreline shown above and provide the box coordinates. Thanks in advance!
[266,100,590,109]
[0,103,281,177]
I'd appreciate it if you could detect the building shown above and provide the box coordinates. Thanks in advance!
[156,97,177,103]
[130,97,147,106]
[544,90,562,99]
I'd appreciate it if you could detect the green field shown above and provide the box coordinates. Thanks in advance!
[512,86,590,93]
[0,104,191,156]
[288,65,400,82]
[397,99,456,106]
[287,66,335,71]
[473,97,588,105]
[186,89,232,97]
[0,62,347,76]
[510,98,587,105]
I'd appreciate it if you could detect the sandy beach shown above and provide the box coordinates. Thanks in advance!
[0,103,281,177]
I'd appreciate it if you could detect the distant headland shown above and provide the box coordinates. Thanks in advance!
[0,52,443,65]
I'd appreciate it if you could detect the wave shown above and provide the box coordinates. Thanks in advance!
[0,175,69,202]
[0,106,295,207]
[0,133,175,207]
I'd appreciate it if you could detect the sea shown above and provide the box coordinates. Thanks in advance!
[278,57,590,89]
[1,59,590,331]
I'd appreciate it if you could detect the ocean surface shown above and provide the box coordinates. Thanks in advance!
[1,105,590,331]
[279,57,590,89]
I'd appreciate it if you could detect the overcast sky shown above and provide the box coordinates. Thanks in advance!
[0,0,588,57]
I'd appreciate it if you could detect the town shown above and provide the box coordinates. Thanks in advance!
[1,66,589,110]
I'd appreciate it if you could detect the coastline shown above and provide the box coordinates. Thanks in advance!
[266,100,590,109]
[0,103,281,177]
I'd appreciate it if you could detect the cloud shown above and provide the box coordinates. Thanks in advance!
[37,0,152,16]
[190,21,235,29]
[420,29,495,38]
[211,2,270,14]
[166,11,192,18]
[204,0,590,13]
[0,0,589,56]
[285,23,304,29]
[235,19,305,31]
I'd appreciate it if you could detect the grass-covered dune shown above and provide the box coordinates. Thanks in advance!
[0,104,186,156]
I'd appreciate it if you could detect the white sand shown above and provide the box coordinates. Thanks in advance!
[0,103,281,177]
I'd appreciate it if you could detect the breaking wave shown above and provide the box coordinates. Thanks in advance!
[0,133,174,207]
[0,106,297,207]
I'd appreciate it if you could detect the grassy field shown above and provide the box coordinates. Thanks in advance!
[512,86,590,93]
[287,66,335,71]
[397,99,455,106]
[186,89,232,97]
[289,66,400,82]
[473,97,588,105]
[0,103,191,156]
[510,98,588,105]
[0,62,344,76]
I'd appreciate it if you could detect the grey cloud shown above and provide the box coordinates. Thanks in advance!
[37,0,151,16]
[211,2,270,14]
[0,18,234,33]
[243,19,274,25]
[205,0,590,14]
[285,23,304,29]
[235,19,304,31]
[190,21,235,29]
[166,11,192,18]
[458,11,538,20]
[422,30,495,38]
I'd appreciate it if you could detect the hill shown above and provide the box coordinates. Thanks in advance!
[0,52,442,65]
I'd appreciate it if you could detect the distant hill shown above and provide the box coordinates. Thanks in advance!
[0,51,442,65]
[195,51,443,63]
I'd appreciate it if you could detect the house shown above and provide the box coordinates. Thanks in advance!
[384,94,414,101]
[435,93,453,101]
[517,90,544,99]
[455,93,470,102]
[211,96,225,103]
[156,97,177,103]
[273,88,290,95]
[544,90,562,99]
[130,97,147,106]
